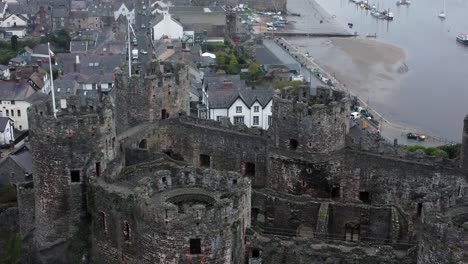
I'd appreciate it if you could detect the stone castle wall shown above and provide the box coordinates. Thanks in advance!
[27,94,115,263]
[90,155,251,263]
[114,62,190,134]
[461,115,468,173]
[270,87,350,154]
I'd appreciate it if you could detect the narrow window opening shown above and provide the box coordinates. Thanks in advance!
[200,154,210,167]
[252,248,260,258]
[331,185,340,199]
[417,202,423,217]
[190,238,201,254]
[359,191,370,204]
[243,162,255,177]
[96,162,101,177]
[123,221,130,241]
[98,211,106,232]
[70,170,80,182]
[162,176,167,183]
[289,139,298,150]
[232,179,237,185]
[161,109,168,120]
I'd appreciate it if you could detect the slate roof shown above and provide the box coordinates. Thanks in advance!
[61,72,114,86]
[0,65,9,71]
[0,81,36,100]
[52,8,69,18]
[204,75,274,109]
[57,53,123,75]
[0,3,7,12]
[88,3,113,17]
[208,86,273,109]
[168,6,226,26]
[10,146,32,175]
[0,117,11,132]
[33,43,56,55]
[7,3,38,15]
[9,55,27,64]
[70,41,87,52]
[25,90,48,104]
[71,1,86,10]
[54,79,79,97]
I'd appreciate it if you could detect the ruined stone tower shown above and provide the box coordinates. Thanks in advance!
[461,114,468,173]
[114,60,190,133]
[270,86,350,154]
[28,93,116,263]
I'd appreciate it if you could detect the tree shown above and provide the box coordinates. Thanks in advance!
[247,63,263,81]
[215,51,225,65]
[226,54,240,74]
[229,54,238,65]
[10,35,18,52]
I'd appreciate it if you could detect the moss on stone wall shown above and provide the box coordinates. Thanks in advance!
[0,227,21,264]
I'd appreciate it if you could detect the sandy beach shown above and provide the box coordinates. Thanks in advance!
[287,37,407,106]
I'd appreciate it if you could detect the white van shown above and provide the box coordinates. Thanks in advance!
[350,112,361,119]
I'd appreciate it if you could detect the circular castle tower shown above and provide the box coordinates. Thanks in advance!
[28,93,115,262]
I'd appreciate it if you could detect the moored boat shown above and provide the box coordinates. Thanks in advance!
[456,34,468,45]
[396,0,411,6]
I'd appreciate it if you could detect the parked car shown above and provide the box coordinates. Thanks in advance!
[350,112,361,120]
[407,133,418,140]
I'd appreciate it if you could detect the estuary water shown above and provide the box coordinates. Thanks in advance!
[314,0,468,142]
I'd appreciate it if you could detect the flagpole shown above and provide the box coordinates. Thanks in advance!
[48,42,57,118]
[128,18,131,76]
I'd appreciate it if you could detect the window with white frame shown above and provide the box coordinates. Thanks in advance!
[236,106,242,113]
[253,116,259,126]
[268,116,272,126]
[234,116,244,125]
[254,106,259,112]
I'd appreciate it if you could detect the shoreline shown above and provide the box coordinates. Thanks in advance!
[280,0,457,145]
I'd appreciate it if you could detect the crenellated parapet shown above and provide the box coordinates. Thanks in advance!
[90,152,250,263]
[271,86,350,154]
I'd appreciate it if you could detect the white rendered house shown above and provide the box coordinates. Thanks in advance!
[151,9,183,40]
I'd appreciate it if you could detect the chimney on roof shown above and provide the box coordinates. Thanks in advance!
[223,80,233,88]
[33,65,39,73]
[36,59,42,67]
[15,77,21,83]
[76,55,80,64]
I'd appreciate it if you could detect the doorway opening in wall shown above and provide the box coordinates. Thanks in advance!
[138,139,147,149]
[95,162,101,177]
[190,238,201,254]
[359,191,370,204]
[331,185,340,199]
[252,248,260,258]
[98,211,106,232]
[289,139,298,150]
[243,162,255,177]
[161,109,168,120]
[417,202,423,217]
[70,170,80,182]
[345,223,360,241]
[200,154,210,167]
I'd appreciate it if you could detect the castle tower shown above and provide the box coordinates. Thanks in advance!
[461,114,468,174]
[114,60,190,134]
[270,86,350,154]
[28,93,116,262]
